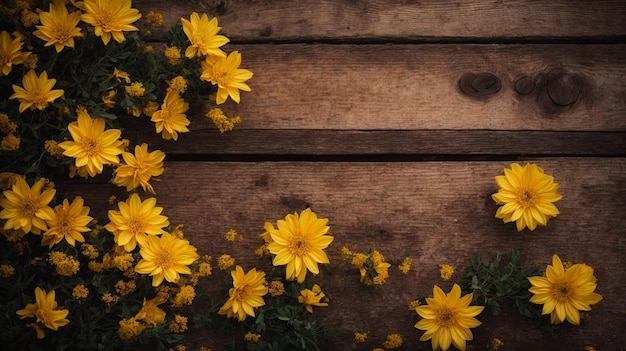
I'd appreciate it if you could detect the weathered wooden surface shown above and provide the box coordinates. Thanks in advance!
[61,0,626,350]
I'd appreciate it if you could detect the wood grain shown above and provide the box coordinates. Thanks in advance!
[58,158,626,350]
[134,0,626,42]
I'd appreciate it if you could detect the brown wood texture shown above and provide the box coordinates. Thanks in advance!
[60,159,625,351]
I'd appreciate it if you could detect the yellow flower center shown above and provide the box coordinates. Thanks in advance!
[127,217,146,235]
[53,27,70,44]
[232,285,251,301]
[20,198,40,218]
[25,88,47,107]
[214,71,229,86]
[289,236,308,257]
[436,307,457,327]
[95,10,115,31]
[155,249,173,269]
[35,308,53,326]
[58,215,72,236]
[552,283,572,302]
[516,188,536,208]
[78,137,102,157]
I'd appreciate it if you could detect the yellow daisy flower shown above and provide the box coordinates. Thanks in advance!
[0,177,55,235]
[33,0,83,53]
[180,12,229,58]
[16,287,70,332]
[415,284,485,351]
[112,143,165,194]
[200,50,253,104]
[105,193,169,252]
[9,70,64,113]
[150,90,190,141]
[0,30,29,76]
[528,254,602,325]
[134,296,167,326]
[135,232,199,286]
[40,197,93,248]
[298,284,328,313]
[218,265,268,321]
[267,208,334,283]
[492,163,562,231]
[58,110,123,177]
[80,0,141,45]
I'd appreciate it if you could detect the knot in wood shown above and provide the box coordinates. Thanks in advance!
[458,72,501,99]
[545,68,583,106]
[209,0,228,15]
[514,76,535,95]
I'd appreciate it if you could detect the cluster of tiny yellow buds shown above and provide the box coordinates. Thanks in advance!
[439,263,454,280]
[88,260,104,272]
[244,332,261,342]
[169,345,186,351]
[118,317,146,340]
[198,262,212,276]
[102,292,120,304]
[217,254,235,270]
[0,113,17,134]
[206,108,241,133]
[156,285,171,300]
[44,140,65,159]
[146,11,164,27]
[169,315,188,333]
[0,264,15,278]
[351,253,367,268]
[80,243,99,259]
[143,101,159,117]
[108,195,117,205]
[255,244,269,257]
[340,245,353,260]
[0,135,20,152]
[168,76,187,94]
[171,224,185,238]
[23,53,37,69]
[112,252,134,271]
[407,299,421,311]
[353,331,368,344]
[125,82,145,97]
[199,346,211,351]
[114,279,136,296]
[72,284,89,300]
[20,9,39,27]
[48,251,80,276]
[164,46,182,65]
[171,285,195,307]
[398,257,412,274]
[268,280,285,296]
[382,333,403,349]
[488,337,504,351]
[224,228,241,242]
[584,346,598,351]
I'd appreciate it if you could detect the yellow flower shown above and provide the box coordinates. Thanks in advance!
[298,284,328,313]
[164,46,182,65]
[492,163,562,231]
[146,11,163,28]
[169,314,188,333]
[244,332,261,342]
[0,134,20,152]
[118,317,145,340]
[33,0,83,52]
[206,107,241,133]
[268,280,284,296]
[382,333,403,349]
[224,228,240,242]
[48,251,80,276]
[16,287,69,332]
[415,284,485,351]
[200,51,253,104]
[150,90,190,141]
[112,143,165,194]
[267,208,334,283]
[40,197,93,248]
[217,253,235,270]
[10,70,64,113]
[398,257,412,274]
[135,232,200,286]
[0,177,55,234]
[218,265,268,321]
[72,284,89,300]
[81,0,141,45]
[59,110,123,177]
[528,254,602,325]
[0,30,29,76]
[353,331,368,343]
[105,193,169,252]
[172,285,196,307]
[0,263,15,278]
[124,81,145,97]
[112,67,131,83]
[439,263,454,281]
[135,296,167,326]
[180,12,229,58]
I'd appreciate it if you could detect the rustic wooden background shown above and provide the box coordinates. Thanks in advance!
[61,1,626,350]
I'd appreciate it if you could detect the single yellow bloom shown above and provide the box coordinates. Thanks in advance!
[218,265,268,321]
[150,90,190,140]
[298,284,328,313]
[112,143,165,194]
[105,193,169,252]
[10,70,64,113]
[81,0,141,45]
[58,110,123,177]
[180,12,229,58]
[528,254,602,325]
[16,287,69,331]
[33,0,83,52]
[40,197,93,248]
[492,163,562,231]
[439,263,454,281]
[0,177,55,234]
[383,333,403,349]
[135,232,199,286]
[415,284,485,351]
[267,208,334,283]
[0,30,29,76]
[134,296,167,326]
[200,51,253,104]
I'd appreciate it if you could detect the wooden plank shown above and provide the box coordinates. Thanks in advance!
[58,158,626,350]
[145,43,625,132]
[134,0,626,41]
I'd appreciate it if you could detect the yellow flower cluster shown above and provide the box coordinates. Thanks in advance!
[48,251,80,276]
[344,247,391,286]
